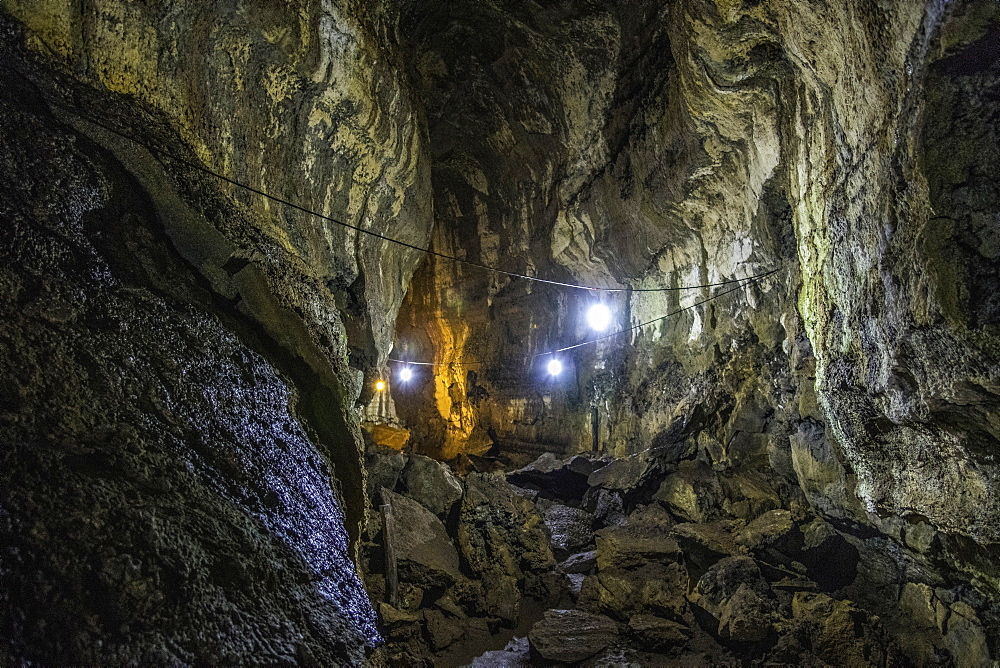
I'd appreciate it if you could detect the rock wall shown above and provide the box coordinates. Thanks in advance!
[388,0,1000,596]
[0,0,432,662]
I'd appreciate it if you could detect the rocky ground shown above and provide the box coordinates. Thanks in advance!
[364,441,996,667]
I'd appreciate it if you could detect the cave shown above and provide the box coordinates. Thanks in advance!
[1,0,998,665]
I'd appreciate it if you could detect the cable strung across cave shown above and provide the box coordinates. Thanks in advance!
[25,83,778,294]
[387,267,781,368]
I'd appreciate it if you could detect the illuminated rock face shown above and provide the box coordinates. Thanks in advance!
[392,0,1000,588]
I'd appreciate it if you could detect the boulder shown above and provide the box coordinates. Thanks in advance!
[422,608,464,652]
[693,555,770,619]
[458,473,555,622]
[542,504,594,558]
[400,453,463,517]
[653,463,724,522]
[717,583,774,642]
[671,521,744,568]
[470,636,532,667]
[790,592,883,666]
[528,609,620,663]
[366,446,407,500]
[595,505,680,570]
[585,487,627,528]
[579,561,689,620]
[587,445,678,493]
[507,453,605,503]
[719,474,782,521]
[735,509,800,553]
[382,489,462,588]
[559,549,597,574]
[628,614,691,650]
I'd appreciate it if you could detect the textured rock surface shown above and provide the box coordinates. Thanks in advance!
[382,489,461,588]
[0,66,377,663]
[3,0,1000,664]
[527,609,620,663]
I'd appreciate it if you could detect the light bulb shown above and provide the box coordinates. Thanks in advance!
[586,303,612,332]
[547,359,563,376]
[374,380,386,391]
[399,367,413,382]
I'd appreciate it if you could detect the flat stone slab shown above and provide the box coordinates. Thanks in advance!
[528,609,620,663]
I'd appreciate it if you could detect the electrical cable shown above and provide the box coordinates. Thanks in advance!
[25,81,777,294]
[387,267,780,368]
[11,67,784,374]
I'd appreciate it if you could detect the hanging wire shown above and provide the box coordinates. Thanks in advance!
[387,267,781,367]
[27,84,777,294]
[15,69,784,374]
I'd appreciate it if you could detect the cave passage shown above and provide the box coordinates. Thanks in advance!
[1,0,999,666]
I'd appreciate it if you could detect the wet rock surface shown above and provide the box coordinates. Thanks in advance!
[0,66,377,663]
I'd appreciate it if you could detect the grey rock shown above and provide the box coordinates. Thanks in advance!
[383,489,462,588]
[367,446,408,502]
[401,453,463,517]
[458,473,555,622]
[528,609,620,663]
[469,636,531,667]
[560,549,597,574]
[543,504,594,558]
[596,505,680,570]
[588,445,680,492]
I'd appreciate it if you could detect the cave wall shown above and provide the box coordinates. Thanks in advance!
[389,0,1000,593]
[0,0,434,661]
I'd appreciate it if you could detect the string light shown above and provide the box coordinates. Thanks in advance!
[586,303,613,332]
[8,81,772,296]
[20,75,784,379]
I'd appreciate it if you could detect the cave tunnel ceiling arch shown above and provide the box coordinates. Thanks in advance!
[0,0,998,665]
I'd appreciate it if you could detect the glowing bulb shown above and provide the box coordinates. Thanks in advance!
[586,303,612,332]
[399,367,413,382]
[374,380,386,391]
[547,359,563,376]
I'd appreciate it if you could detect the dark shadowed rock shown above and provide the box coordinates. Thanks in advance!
[718,584,774,642]
[588,445,685,492]
[367,446,408,501]
[585,487,628,528]
[383,489,462,588]
[560,550,597,574]
[693,556,770,619]
[507,453,603,503]
[458,473,555,623]
[628,614,692,650]
[401,453,463,517]
[528,609,620,663]
[735,509,799,553]
[423,608,464,651]
[543,504,594,558]
[671,521,744,568]
[580,561,689,621]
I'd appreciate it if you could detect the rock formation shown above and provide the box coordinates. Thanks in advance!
[0,0,998,665]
